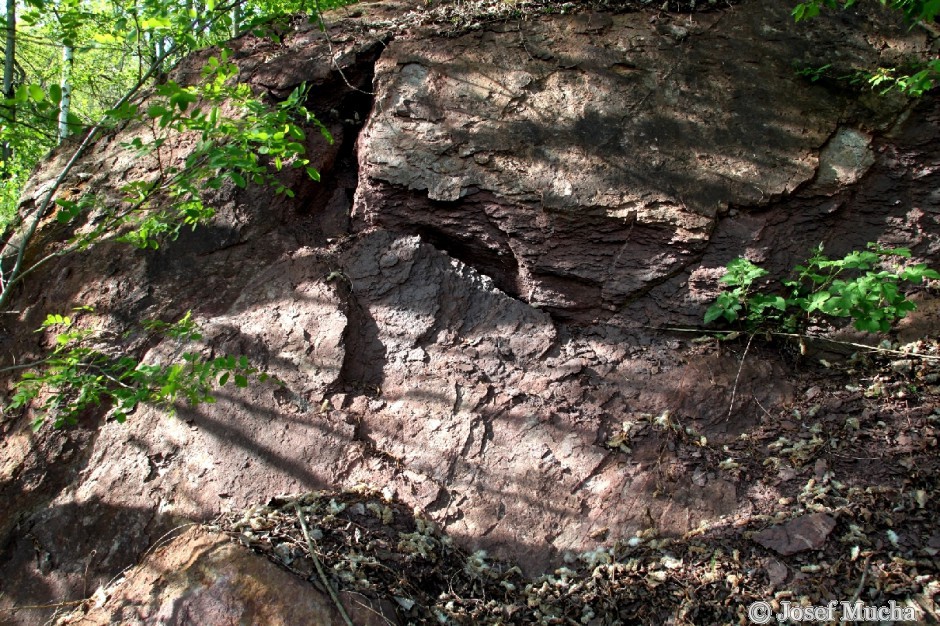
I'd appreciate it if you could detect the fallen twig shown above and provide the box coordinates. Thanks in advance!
[727,332,754,418]
[653,326,940,361]
[293,502,354,626]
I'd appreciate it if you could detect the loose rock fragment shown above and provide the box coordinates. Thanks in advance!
[753,513,837,556]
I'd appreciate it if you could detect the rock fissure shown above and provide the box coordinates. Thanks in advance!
[457,416,484,460]
[332,280,386,397]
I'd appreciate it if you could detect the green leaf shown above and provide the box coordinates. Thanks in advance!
[854,317,883,333]
[140,16,172,29]
[41,314,71,328]
[750,294,786,312]
[28,84,45,102]
[704,304,725,325]
[147,104,169,118]
[230,171,246,188]
[804,291,831,313]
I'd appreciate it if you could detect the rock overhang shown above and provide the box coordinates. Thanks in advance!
[352,4,922,320]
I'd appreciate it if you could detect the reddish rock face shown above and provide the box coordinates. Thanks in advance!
[55,527,393,626]
[1,1,938,623]
[353,4,919,322]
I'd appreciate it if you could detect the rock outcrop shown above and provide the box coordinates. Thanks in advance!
[1,0,938,623]
[353,2,929,321]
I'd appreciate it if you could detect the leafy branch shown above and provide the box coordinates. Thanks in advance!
[1,48,330,299]
[0,39,179,310]
[792,0,940,96]
[6,310,272,430]
[1,0,344,434]
[100,47,330,250]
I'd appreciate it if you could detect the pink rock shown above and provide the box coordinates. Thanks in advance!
[754,513,837,556]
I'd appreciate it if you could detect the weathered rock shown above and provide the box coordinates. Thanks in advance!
[764,557,790,588]
[753,513,837,556]
[54,527,392,626]
[353,3,925,320]
[625,91,940,329]
[808,127,876,195]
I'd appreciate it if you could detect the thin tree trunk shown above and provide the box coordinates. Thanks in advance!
[231,0,240,38]
[2,0,16,174]
[57,42,73,143]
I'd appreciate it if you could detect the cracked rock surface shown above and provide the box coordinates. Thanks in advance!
[1,0,938,623]
[354,2,922,320]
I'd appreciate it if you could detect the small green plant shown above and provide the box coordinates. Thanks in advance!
[6,310,270,430]
[705,243,940,333]
[792,0,940,24]
[864,60,940,97]
[795,63,833,83]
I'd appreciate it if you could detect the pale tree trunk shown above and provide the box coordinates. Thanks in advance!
[231,0,240,38]
[2,0,15,173]
[57,42,73,143]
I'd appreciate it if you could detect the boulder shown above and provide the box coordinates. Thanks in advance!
[54,527,392,626]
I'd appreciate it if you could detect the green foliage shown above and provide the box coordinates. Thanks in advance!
[865,59,940,97]
[705,244,940,334]
[96,50,331,249]
[0,0,355,231]
[5,51,328,260]
[795,63,833,83]
[703,258,781,327]
[7,310,271,430]
[792,0,940,23]
[1,0,353,430]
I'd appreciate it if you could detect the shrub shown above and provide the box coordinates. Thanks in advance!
[705,243,940,333]
[7,310,269,430]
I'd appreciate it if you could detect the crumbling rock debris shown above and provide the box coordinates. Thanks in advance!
[752,513,837,556]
